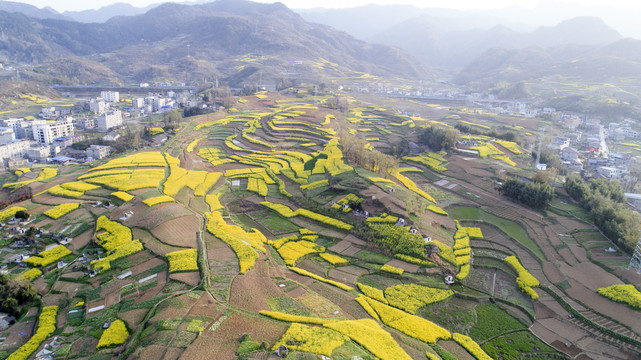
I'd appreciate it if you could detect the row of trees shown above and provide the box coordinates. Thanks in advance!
[454,123,522,144]
[565,175,639,252]
[499,177,554,209]
[338,130,399,176]
[417,126,458,151]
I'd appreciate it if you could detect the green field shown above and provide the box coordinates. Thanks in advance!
[448,207,546,261]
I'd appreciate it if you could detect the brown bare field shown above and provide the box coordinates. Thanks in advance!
[162,347,184,360]
[68,230,92,251]
[128,203,194,230]
[566,279,641,334]
[187,292,225,318]
[560,262,621,291]
[151,214,200,248]
[1,307,37,347]
[42,293,64,307]
[134,228,183,256]
[385,259,421,273]
[180,313,288,360]
[558,248,579,265]
[439,340,475,360]
[105,289,121,307]
[138,345,167,359]
[120,309,148,328]
[229,260,284,313]
[542,262,565,283]
[169,272,200,287]
[52,281,83,295]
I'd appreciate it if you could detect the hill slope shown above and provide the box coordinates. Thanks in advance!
[0,0,430,85]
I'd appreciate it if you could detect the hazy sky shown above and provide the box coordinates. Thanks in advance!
[16,0,641,12]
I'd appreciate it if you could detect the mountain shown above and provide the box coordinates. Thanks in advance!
[454,38,641,101]
[371,16,622,70]
[0,0,70,21]
[62,3,159,23]
[0,0,430,85]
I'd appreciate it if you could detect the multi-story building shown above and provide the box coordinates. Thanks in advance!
[95,110,123,132]
[100,91,120,103]
[86,145,111,160]
[132,98,144,109]
[27,146,51,161]
[0,140,34,165]
[88,98,106,115]
[32,118,75,145]
[0,128,15,145]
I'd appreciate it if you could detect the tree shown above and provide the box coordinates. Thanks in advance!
[14,210,29,220]
[499,178,554,209]
[418,126,458,151]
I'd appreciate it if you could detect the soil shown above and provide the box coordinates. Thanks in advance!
[169,272,200,287]
[229,259,284,313]
[151,214,200,248]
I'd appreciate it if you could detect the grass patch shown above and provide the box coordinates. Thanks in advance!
[353,249,390,264]
[481,330,560,360]
[419,297,476,334]
[267,296,313,316]
[469,303,526,342]
[252,213,300,234]
[448,207,546,261]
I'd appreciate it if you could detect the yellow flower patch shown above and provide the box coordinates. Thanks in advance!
[24,245,72,267]
[392,171,436,203]
[357,283,388,304]
[166,249,198,273]
[143,195,174,206]
[0,207,27,222]
[288,267,353,291]
[97,320,129,349]
[205,211,265,273]
[358,296,451,344]
[259,311,335,325]
[324,319,412,360]
[44,203,80,219]
[272,323,346,356]
[205,194,224,211]
[427,204,448,215]
[597,284,641,309]
[6,306,57,360]
[319,252,348,265]
[380,264,404,275]
[384,284,454,314]
[19,268,42,281]
[111,191,134,202]
[3,167,57,189]
[261,201,353,230]
[453,333,493,360]
[504,256,539,300]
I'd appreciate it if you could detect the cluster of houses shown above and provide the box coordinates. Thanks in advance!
[0,87,202,170]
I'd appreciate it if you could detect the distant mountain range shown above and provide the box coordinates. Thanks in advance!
[0,0,429,85]
[372,16,622,69]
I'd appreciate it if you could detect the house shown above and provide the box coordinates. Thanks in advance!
[86,145,111,160]
[102,131,120,142]
[561,147,579,162]
[597,166,627,180]
[51,156,74,166]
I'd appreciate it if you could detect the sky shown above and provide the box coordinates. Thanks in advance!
[14,0,641,12]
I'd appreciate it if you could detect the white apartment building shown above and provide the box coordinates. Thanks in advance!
[32,118,75,145]
[100,91,120,103]
[0,128,15,145]
[88,99,106,115]
[27,146,51,161]
[95,110,123,132]
[87,145,111,160]
[0,140,34,164]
